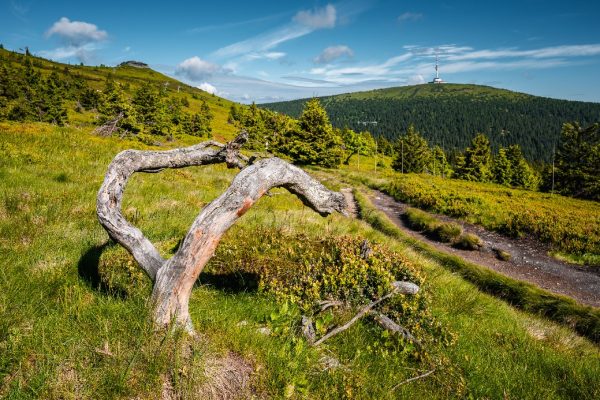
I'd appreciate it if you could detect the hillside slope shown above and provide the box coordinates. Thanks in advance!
[1,122,599,398]
[0,48,239,142]
[261,84,600,162]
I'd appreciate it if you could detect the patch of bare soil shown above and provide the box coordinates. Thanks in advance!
[341,188,357,218]
[371,190,600,308]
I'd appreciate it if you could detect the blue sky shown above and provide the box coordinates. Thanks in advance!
[2,0,600,103]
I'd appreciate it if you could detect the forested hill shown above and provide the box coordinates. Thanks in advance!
[260,84,600,162]
[0,48,239,142]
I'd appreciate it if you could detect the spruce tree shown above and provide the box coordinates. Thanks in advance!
[282,98,343,167]
[549,122,600,199]
[199,100,213,137]
[455,133,492,182]
[97,79,138,134]
[391,125,431,173]
[492,147,512,185]
[430,145,452,177]
[133,83,168,135]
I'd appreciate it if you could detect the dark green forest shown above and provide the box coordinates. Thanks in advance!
[261,84,600,163]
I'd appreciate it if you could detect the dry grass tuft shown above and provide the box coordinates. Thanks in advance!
[197,352,254,400]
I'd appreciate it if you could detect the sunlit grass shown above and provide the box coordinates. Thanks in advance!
[0,122,599,399]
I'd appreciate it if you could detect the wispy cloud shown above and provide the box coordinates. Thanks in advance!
[212,4,338,59]
[42,17,108,63]
[314,45,354,64]
[293,4,337,29]
[39,43,102,63]
[397,12,423,22]
[305,43,600,86]
[187,12,290,34]
[444,44,600,61]
[245,51,287,61]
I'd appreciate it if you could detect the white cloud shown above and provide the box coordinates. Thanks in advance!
[445,44,600,61]
[245,51,286,61]
[314,45,354,64]
[213,4,338,59]
[304,43,600,86]
[175,56,221,81]
[293,4,336,29]
[42,17,107,63]
[38,43,100,63]
[398,12,423,22]
[197,82,218,94]
[45,17,107,46]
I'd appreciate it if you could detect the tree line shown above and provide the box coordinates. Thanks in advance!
[228,99,376,168]
[261,93,600,163]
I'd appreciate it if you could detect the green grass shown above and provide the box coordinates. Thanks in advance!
[404,207,463,243]
[0,48,239,143]
[353,188,600,344]
[1,122,599,398]
[338,168,600,266]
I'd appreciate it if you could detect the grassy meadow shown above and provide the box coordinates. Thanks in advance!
[336,166,600,267]
[1,122,599,399]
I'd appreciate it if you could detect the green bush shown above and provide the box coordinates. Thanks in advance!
[455,233,483,250]
[404,207,438,232]
[494,248,511,261]
[433,222,463,243]
[206,228,453,351]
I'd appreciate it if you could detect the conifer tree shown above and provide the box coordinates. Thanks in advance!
[97,79,137,134]
[547,122,600,199]
[132,83,168,135]
[282,98,344,167]
[392,124,431,173]
[430,145,452,177]
[455,133,492,182]
[199,100,213,137]
[492,147,512,185]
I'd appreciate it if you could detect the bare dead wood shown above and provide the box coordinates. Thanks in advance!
[96,132,347,332]
[317,300,345,313]
[371,312,422,348]
[360,239,372,260]
[94,112,124,136]
[301,316,316,344]
[391,369,435,390]
[312,281,419,346]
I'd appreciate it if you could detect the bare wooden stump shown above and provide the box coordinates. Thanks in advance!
[97,132,347,332]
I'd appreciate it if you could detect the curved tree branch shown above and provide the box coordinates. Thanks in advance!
[96,132,347,331]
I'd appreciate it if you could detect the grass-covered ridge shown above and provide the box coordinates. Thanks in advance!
[0,48,239,143]
[1,122,600,398]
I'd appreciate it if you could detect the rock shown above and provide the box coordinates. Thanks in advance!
[257,326,271,336]
[119,60,149,68]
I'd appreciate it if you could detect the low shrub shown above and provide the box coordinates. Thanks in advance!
[455,233,483,250]
[206,227,454,353]
[494,248,511,261]
[404,208,438,232]
[433,222,463,243]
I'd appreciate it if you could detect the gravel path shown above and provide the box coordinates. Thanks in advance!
[371,190,600,308]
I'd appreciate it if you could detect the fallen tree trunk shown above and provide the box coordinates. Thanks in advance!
[97,132,347,332]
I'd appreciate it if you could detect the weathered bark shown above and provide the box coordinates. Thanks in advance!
[97,132,347,332]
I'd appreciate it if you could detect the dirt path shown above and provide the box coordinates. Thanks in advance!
[341,188,357,217]
[371,190,600,308]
